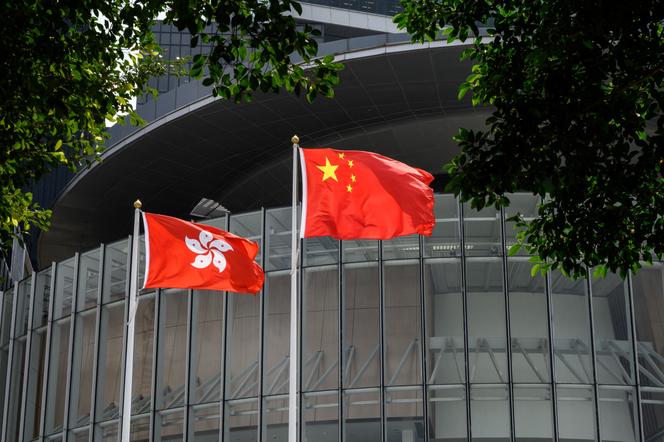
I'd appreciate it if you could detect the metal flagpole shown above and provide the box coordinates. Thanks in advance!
[288,135,300,442]
[121,199,142,442]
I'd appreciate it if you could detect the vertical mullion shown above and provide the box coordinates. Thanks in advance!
[544,270,559,442]
[62,253,81,442]
[18,271,37,442]
[1,282,18,441]
[118,234,133,442]
[219,214,230,442]
[418,234,429,442]
[257,207,266,442]
[149,288,161,441]
[378,240,386,442]
[626,271,645,442]
[458,199,472,441]
[183,288,193,440]
[39,263,57,439]
[585,268,602,442]
[499,207,515,442]
[337,240,343,442]
[88,245,105,442]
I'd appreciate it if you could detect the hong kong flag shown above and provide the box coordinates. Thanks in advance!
[142,213,264,294]
[299,148,435,240]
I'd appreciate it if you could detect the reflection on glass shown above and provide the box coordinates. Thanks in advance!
[266,207,291,271]
[264,274,290,396]
[471,385,510,442]
[428,385,466,441]
[344,388,381,442]
[156,289,188,410]
[54,257,75,319]
[69,309,97,427]
[24,328,47,441]
[1,291,13,346]
[225,398,258,442]
[102,240,128,304]
[130,414,150,442]
[504,193,539,257]
[77,248,100,310]
[303,390,338,442]
[343,263,380,388]
[230,211,262,265]
[513,385,553,441]
[131,295,155,415]
[71,427,90,442]
[95,420,118,442]
[45,318,71,434]
[263,395,288,442]
[508,260,550,383]
[466,258,507,383]
[551,272,593,383]
[641,388,664,442]
[190,290,224,405]
[630,264,664,387]
[342,239,378,263]
[423,194,460,258]
[15,278,32,336]
[156,408,184,441]
[385,386,424,442]
[557,385,596,441]
[303,266,338,392]
[425,259,464,384]
[463,204,502,257]
[384,261,421,386]
[304,236,339,267]
[34,267,51,328]
[226,292,260,399]
[190,403,220,441]
[591,273,634,385]
[598,386,638,442]
[95,301,124,422]
[383,234,419,260]
[7,338,26,441]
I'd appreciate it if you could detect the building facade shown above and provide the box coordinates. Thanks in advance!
[3,2,664,442]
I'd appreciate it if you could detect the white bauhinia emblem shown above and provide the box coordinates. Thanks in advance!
[185,230,233,272]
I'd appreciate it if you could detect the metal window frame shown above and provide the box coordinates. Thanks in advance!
[38,263,57,440]
[88,243,106,442]
[378,240,386,442]
[217,213,230,442]
[458,199,472,441]
[626,270,645,442]
[18,270,37,441]
[116,234,133,442]
[149,288,162,441]
[584,267,602,441]
[418,234,430,442]
[258,207,265,442]
[182,287,193,440]
[62,252,82,442]
[1,281,19,441]
[544,270,559,442]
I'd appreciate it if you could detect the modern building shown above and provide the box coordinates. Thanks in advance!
[2,2,664,442]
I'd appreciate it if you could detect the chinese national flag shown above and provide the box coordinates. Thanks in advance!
[299,148,435,240]
[142,213,264,294]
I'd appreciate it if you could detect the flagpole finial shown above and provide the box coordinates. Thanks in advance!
[291,135,300,145]
[133,199,142,209]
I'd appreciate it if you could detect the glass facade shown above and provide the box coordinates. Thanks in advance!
[1,194,663,442]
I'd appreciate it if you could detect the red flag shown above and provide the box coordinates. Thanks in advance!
[300,148,435,240]
[142,212,264,294]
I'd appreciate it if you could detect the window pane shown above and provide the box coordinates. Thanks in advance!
[384,260,422,386]
[1,291,13,345]
[95,301,124,422]
[303,266,339,392]
[156,289,188,410]
[190,403,220,441]
[557,385,596,441]
[130,415,150,442]
[598,386,638,442]
[304,237,339,267]
[383,234,419,260]
[504,193,539,257]
[102,240,128,304]
[190,290,224,405]
[229,211,262,265]
[428,385,467,441]
[343,263,380,388]
[77,249,100,310]
[344,388,381,442]
[263,395,288,442]
[7,338,26,441]
[641,388,664,442]
[15,278,32,336]
[266,207,290,271]
[425,259,464,384]
[263,273,290,396]
[45,318,71,434]
[131,295,155,415]
[509,259,550,383]
[156,409,184,441]
[423,194,460,258]
[342,239,378,263]
[34,268,51,328]
[94,420,118,442]
[466,258,507,383]
[385,386,424,442]
[470,385,510,442]
[226,292,260,399]
[463,204,501,257]
[630,264,664,387]
[303,390,338,442]
[70,428,89,442]
[54,258,75,319]
[514,385,553,441]
[591,273,634,385]
[24,328,47,441]
[224,398,258,442]
[69,309,97,427]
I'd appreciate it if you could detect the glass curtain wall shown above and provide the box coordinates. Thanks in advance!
[0,194,663,442]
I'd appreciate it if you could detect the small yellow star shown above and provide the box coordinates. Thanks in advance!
[338,152,345,159]
[316,157,339,182]
[348,160,354,168]
[351,174,356,183]
[346,184,353,193]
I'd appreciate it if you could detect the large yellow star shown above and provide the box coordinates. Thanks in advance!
[316,157,339,182]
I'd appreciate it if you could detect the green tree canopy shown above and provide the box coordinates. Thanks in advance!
[0,0,341,252]
[396,0,664,278]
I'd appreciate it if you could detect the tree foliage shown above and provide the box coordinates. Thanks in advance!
[0,0,341,252]
[396,0,664,278]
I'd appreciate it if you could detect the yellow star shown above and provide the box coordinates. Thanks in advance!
[348,160,354,168]
[338,152,345,159]
[346,184,353,193]
[351,174,356,183]
[316,157,339,182]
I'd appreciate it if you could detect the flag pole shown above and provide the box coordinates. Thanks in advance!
[121,199,142,442]
[288,135,300,442]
